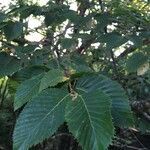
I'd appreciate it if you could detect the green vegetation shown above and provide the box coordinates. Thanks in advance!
[0,0,149,150]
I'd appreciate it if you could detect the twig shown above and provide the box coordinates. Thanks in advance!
[129,129,148,150]
[110,49,120,80]
[98,0,104,12]
[117,46,136,60]
[54,23,73,39]
[77,36,96,54]
[117,39,150,60]
[113,143,148,150]
[143,112,150,122]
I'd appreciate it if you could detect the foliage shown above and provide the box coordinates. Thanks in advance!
[0,0,149,150]
[126,52,148,73]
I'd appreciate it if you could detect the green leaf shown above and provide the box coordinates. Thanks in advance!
[7,78,19,96]
[45,12,67,26]
[76,74,133,127]
[61,38,76,49]
[126,52,148,73]
[29,48,49,66]
[65,90,114,150]
[0,52,21,76]
[12,66,48,82]
[4,21,23,40]
[44,3,69,27]
[65,10,79,23]
[15,45,37,56]
[61,54,92,74]
[128,34,143,47]
[39,69,69,92]
[95,13,112,32]
[14,74,44,110]
[97,32,128,49]
[0,12,6,23]
[44,12,58,26]
[20,5,42,18]
[0,22,7,29]
[46,59,60,69]
[13,88,69,150]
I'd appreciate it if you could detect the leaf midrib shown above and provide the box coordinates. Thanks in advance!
[79,95,99,149]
